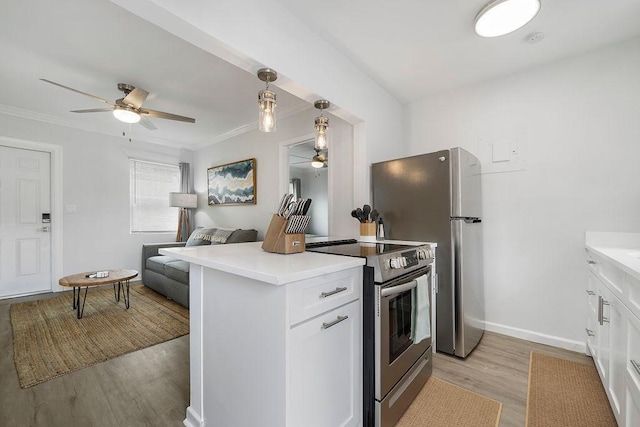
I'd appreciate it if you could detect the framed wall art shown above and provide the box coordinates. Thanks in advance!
[207,158,256,205]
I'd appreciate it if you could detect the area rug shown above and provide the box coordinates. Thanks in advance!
[396,376,502,427]
[10,283,189,388]
[525,351,616,426]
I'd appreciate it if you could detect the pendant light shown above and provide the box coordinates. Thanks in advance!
[474,0,541,38]
[257,68,277,132]
[313,100,330,151]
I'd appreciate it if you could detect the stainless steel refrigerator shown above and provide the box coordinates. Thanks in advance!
[372,147,484,358]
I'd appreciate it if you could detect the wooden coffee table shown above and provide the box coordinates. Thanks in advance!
[59,269,138,319]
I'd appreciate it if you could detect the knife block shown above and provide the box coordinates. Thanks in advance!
[262,214,305,254]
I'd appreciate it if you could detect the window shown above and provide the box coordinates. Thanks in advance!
[130,159,180,233]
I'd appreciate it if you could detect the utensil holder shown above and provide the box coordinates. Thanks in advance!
[262,214,306,254]
[360,222,376,243]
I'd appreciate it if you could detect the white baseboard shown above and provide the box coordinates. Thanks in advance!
[485,321,587,354]
[183,406,204,427]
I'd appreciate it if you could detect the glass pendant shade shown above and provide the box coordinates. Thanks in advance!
[314,116,329,150]
[475,0,541,38]
[258,89,277,132]
[113,106,141,123]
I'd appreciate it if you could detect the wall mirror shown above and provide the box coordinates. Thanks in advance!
[288,139,328,236]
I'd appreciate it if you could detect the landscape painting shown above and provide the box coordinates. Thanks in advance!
[207,158,256,205]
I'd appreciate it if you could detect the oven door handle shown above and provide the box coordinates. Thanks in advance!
[381,280,418,297]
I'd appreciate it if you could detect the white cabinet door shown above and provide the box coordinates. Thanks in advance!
[604,285,626,421]
[289,300,361,427]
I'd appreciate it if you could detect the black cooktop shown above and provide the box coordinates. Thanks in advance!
[306,241,418,258]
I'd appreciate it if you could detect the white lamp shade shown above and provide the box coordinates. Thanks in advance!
[475,0,541,38]
[169,192,198,208]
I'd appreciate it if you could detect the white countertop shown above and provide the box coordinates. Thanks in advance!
[586,231,640,280]
[160,241,365,286]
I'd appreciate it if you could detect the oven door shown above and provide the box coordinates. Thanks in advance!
[375,268,431,400]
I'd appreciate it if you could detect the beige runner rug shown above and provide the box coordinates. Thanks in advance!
[526,351,616,426]
[10,283,189,388]
[397,376,502,427]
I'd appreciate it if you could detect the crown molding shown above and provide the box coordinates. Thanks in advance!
[189,103,313,151]
[0,104,193,149]
[0,101,313,152]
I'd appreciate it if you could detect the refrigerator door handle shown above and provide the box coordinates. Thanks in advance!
[451,216,482,224]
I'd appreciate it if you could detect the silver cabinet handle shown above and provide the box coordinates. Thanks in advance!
[631,360,640,376]
[585,328,595,337]
[599,297,610,324]
[322,315,348,329]
[598,296,604,325]
[585,290,595,296]
[587,260,596,265]
[320,286,347,299]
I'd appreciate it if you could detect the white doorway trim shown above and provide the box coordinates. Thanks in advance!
[0,136,64,293]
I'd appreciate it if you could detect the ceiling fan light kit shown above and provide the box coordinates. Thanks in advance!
[257,68,278,132]
[474,0,541,38]
[313,99,330,151]
[112,106,141,123]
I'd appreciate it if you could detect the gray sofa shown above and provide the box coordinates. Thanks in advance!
[141,228,258,308]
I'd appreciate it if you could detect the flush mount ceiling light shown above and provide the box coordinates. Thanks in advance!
[474,0,541,38]
[112,105,141,123]
[313,100,330,151]
[257,68,277,132]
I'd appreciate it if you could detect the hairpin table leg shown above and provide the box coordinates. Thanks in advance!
[75,286,88,319]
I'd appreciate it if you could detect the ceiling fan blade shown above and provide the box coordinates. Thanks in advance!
[122,87,149,109]
[70,108,113,113]
[140,108,195,123]
[139,117,158,130]
[40,79,116,106]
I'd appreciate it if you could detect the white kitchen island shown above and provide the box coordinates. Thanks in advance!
[160,241,366,427]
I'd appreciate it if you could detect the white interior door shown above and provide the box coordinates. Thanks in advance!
[0,145,52,298]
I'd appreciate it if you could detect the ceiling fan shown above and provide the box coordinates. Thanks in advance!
[40,79,196,130]
[290,149,328,168]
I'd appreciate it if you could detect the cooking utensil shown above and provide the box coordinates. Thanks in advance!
[370,209,379,223]
[351,209,359,222]
[355,208,364,223]
[363,204,371,222]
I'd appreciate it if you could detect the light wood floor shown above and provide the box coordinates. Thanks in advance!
[433,331,593,427]
[1,290,592,426]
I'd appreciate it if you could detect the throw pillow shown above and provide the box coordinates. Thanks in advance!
[185,228,216,247]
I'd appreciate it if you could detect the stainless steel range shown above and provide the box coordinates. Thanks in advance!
[306,240,435,427]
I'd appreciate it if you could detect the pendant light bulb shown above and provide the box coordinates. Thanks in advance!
[257,68,278,132]
[315,126,327,151]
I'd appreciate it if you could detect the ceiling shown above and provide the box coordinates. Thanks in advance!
[1,1,639,149]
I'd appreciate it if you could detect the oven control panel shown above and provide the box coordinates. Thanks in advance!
[371,246,435,282]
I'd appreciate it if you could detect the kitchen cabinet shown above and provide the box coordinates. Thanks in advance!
[160,242,365,427]
[289,299,360,427]
[586,233,640,427]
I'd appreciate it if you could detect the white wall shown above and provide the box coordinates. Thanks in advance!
[0,114,192,286]
[112,0,405,214]
[405,37,640,350]
[193,108,353,239]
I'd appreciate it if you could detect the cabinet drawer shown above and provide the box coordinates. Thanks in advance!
[288,268,362,326]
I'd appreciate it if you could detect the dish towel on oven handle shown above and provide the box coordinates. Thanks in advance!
[410,274,431,344]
